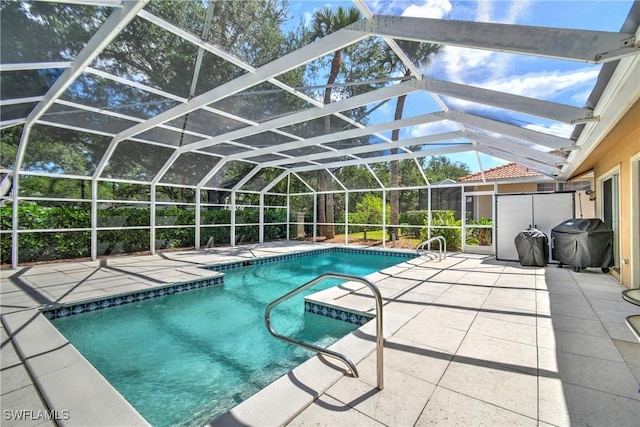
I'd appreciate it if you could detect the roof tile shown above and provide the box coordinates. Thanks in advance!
[457,163,542,182]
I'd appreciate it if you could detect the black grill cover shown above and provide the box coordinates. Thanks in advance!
[515,229,548,267]
[551,218,613,268]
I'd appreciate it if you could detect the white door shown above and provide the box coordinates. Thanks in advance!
[601,173,620,269]
[496,194,532,261]
[463,191,495,255]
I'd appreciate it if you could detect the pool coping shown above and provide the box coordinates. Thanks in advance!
[3,244,419,427]
[209,308,414,427]
[40,246,415,324]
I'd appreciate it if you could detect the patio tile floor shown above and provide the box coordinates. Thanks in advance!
[1,241,638,427]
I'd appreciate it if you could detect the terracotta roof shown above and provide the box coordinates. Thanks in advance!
[457,163,543,182]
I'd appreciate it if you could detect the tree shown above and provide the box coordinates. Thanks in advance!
[347,194,389,241]
[380,40,441,240]
[423,156,471,182]
[307,6,362,239]
[4,1,299,205]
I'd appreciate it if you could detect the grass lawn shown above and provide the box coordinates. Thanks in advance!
[324,230,420,249]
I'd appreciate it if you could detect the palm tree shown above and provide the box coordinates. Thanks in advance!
[308,6,362,239]
[382,40,441,242]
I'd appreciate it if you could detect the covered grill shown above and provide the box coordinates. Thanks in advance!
[551,218,614,273]
[514,228,548,267]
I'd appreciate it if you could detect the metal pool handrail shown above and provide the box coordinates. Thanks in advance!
[265,272,384,390]
[416,236,447,261]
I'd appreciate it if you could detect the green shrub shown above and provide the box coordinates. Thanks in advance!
[420,210,462,251]
[1,206,289,264]
[400,210,428,237]
[466,217,493,246]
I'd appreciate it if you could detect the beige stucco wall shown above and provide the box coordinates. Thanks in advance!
[572,98,640,288]
[496,183,538,193]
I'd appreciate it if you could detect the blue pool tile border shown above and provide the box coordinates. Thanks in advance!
[42,276,223,321]
[205,247,415,273]
[304,301,372,326]
[42,247,415,322]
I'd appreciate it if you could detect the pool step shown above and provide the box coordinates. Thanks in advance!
[304,279,377,325]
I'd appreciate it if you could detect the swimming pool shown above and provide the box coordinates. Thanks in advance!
[50,248,413,426]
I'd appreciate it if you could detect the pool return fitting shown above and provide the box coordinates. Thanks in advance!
[265,272,384,390]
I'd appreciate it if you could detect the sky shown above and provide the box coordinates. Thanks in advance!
[284,0,635,173]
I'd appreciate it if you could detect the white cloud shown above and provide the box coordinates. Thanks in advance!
[401,0,452,18]
[571,89,592,106]
[367,0,451,17]
[523,123,574,139]
[430,0,533,83]
[436,46,495,83]
[406,119,461,138]
[475,0,493,22]
[483,67,600,101]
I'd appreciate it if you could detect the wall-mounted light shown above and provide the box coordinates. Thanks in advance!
[586,189,596,201]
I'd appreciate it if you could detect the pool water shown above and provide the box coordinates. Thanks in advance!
[52,250,411,426]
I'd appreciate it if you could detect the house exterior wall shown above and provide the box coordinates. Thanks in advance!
[496,183,538,193]
[572,98,640,288]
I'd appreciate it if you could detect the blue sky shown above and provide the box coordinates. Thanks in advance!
[284,0,635,172]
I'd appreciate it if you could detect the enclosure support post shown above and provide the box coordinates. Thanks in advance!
[428,187,432,244]
[286,174,291,241]
[150,184,156,255]
[195,189,201,250]
[461,186,466,253]
[382,190,387,248]
[91,176,97,261]
[230,191,236,246]
[313,192,317,242]
[344,190,349,245]
[259,193,265,244]
[11,126,31,269]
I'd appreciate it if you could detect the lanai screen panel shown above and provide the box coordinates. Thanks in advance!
[208,82,317,124]
[20,125,111,176]
[0,2,110,64]
[0,69,64,99]
[59,73,180,120]
[0,0,638,190]
[103,140,176,181]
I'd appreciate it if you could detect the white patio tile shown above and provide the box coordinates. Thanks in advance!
[476,305,540,326]
[493,273,538,288]
[484,288,538,311]
[382,336,454,385]
[394,317,468,354]
[408,281,452,297]
[468,315,537,346]
[437,360,538,419]
[537,312,609,337]
[2,247,637,427]
[1,364,34,395]
[1,327,22,370]
[456,333,538,373]
[538,347,639,400]
[456,271,500,286]
[287,394,386,427]
[0,385,54,427]
[613,339,640,381]
[412,305,477,332]
[323,359,436,427]
[416,386,537,426]
[537,327,625,362]
[539,378,640,427]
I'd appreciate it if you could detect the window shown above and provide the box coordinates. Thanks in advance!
[536,181,591,192]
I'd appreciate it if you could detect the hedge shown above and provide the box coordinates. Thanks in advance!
[0,206,289,265]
